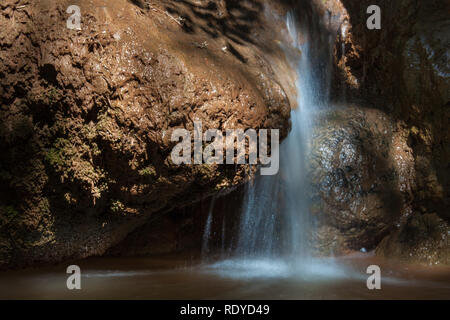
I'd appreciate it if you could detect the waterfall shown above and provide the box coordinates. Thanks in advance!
[220,216,226,257]
[201,6,339,279]
[341,20,348,101]
[232,8,333,261]
[201,198,216,259]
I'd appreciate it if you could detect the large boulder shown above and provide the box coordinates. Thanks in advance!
[308,106,415,255]
[0,0,292,269]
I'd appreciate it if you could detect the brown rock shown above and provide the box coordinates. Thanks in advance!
[308,106,414,255]
[0,0,292,269]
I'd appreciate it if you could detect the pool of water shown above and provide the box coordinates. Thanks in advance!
[0,253,449,299]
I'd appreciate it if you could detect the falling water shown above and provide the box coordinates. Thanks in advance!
[220,216,226,256]
[341,20,348,101]
[201,198,216,259]
[203,6,337,277]
[232,8,334,264]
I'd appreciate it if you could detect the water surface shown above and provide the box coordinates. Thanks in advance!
[1,254,448,300]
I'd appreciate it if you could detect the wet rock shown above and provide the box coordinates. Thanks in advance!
[377,213,450,265]
[0,0,292,269]
[308,106,413,255]
[334,0,449,218]
[327,0,449,264]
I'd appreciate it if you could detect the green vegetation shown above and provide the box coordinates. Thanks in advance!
[46,87,62,105]
[138,166,157,177]
[110,200,125,213]
[45,137,108,203]
[45,145,65,169]
[2,206,18,219]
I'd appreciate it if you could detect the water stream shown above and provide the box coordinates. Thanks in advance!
[201,8,338,278]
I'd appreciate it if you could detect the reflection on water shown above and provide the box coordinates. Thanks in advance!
[0,254,449,300]
[203,257,349,280]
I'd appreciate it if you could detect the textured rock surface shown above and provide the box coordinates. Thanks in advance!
[0,0,292,269]
[308,106,415,255]
[1,0,448,269]
[107,188,245,257]
[331,0,449,264]
[103,0,450,265]
[377,213,449,265]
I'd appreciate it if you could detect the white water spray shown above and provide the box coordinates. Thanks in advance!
[201,198,216,259]
[203,6,340,278]
[233,9,333,260]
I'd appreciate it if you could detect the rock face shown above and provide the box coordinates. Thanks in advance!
[331,0,449,264]
[377,213,449,265]
[111,0,448,266]
[0,0,448,269]
[0,0,292,269]
[308,106,420,256]
[106,188,245,257]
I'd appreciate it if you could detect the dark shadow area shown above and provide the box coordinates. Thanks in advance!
[225,41,247,63]
[162,0,263,45]
[337,0,450,223]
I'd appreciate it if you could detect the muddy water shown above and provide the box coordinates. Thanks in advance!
[0,253,448,300]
